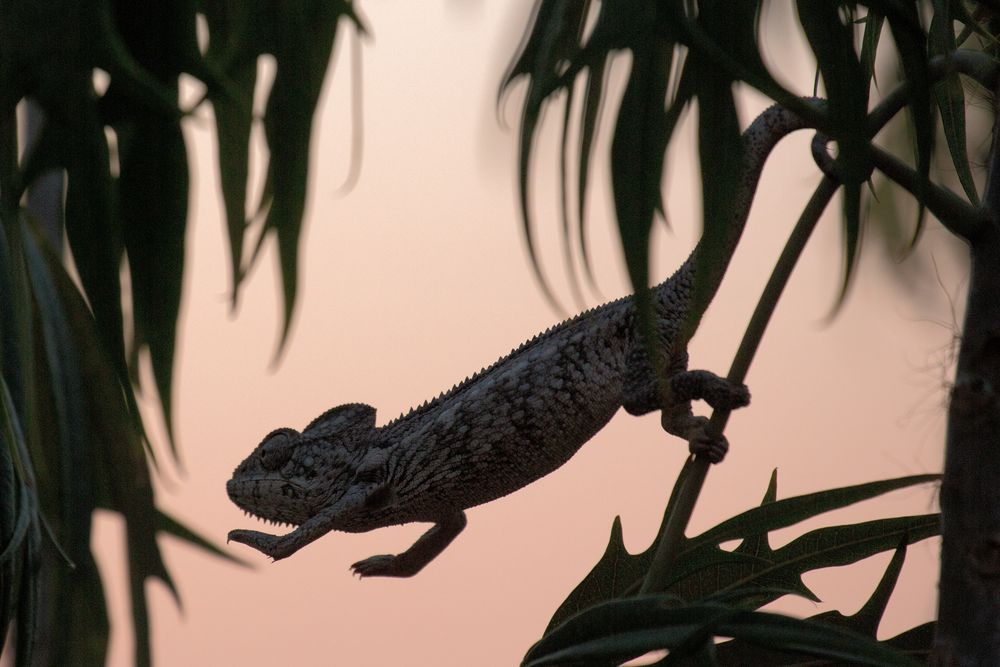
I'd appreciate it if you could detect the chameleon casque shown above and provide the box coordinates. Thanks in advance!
[227,106,809,577]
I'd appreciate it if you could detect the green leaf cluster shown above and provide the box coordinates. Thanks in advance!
[0,1,362,664]
[527,473,939,665]
[502,0,986,317]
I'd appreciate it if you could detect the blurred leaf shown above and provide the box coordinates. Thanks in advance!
[557,85,585,308]
[885,3,934,243]
[575,56,607,292]
[203,0,363,346]
[105,1,195,454]
[797,0,869,303]
[683,0,747,338]
[24,221,94,562]
[527,596,920,667]
[33,227,174,667]
[117,116,188,454]
[262,2,345,352]
[91,0,182,120]
[1,375,42,667]
[504,0,589,311]
[669,2,813,127]
[860,12,885,90]
[0,208,39,660]
[203,0,263,307]
[547,473,938,632]
[931,0,978,205]
[611,10,672,333]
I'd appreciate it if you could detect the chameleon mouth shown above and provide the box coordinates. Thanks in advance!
[227,478,308,527]
[239,509,296,528]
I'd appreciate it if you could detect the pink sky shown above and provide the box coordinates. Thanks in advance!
[89,3,959,664]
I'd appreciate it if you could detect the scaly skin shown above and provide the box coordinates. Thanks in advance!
[227,104,812,577]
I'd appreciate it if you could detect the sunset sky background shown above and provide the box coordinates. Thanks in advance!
[86,2,969,664]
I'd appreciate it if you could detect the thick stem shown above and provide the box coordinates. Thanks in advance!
[640,176,839,594]
[933,88,1000,665]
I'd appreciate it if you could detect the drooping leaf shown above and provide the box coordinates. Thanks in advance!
[262,2,350,353]
[860,12,885,90]
[1,376,42,667]
[202,0,265,307]
[930,0,978,204]
[557,84,585,309]
[886,3,934,244]
[798,0,870,303]
[33,229,174,667]
[686,7,744,336]
[203,0,361,350]
[575,56,607,293]
[104,1,194,455]
[23,224,93,562]
[669,1,814,127]
[611,17,672,337]
[504,0,590,312]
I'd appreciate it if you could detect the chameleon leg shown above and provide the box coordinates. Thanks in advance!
[663,370,750,463]
[228,507,341,560]
[351,511,468,578]
[670,369,750,411]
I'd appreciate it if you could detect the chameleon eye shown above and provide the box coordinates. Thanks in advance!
[259,428,298,471]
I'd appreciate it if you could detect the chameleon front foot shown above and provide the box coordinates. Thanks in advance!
[352,512,468,578]
[686,418,729,463]
[351,554,413,578]
[662,414,729,463]
[228,529,284,559]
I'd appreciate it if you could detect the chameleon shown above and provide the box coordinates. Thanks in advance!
[227,105,810,577]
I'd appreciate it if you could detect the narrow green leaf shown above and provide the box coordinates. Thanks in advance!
[507,0,590,313]
[690,63,742,335]
[860,12,885,90]
[261,1,345,353]
[91,0,181,120]
[118,117,188,455]
[49,548,109,667]
[202,0,264,306]
[797,0,871,304]
[886,4,934,243]
[575,57,607,293]
[14,519,41,667]
[610,16,671,353]
[557,85,585,308]
[930,0,978,204]
[23,224,94,568]
[670,4,812,128]
[33,226,176,667]
[0,377,40,667]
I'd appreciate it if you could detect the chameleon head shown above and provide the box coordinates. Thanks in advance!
[227,403,385,528]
